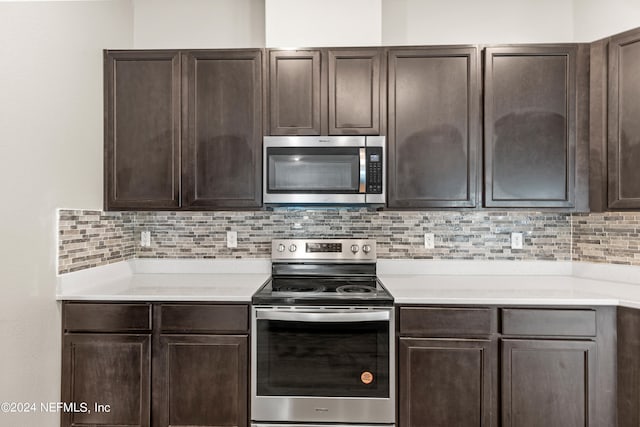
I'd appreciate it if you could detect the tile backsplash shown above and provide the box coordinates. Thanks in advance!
[58,208,640,274]
[572,212,640,266]
[134,210,571,261]
[58,208,575,273]
[58,210,135,274]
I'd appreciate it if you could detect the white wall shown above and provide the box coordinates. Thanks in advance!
[382,0,575,45]
[133,0,265,48]
[0,2,132,426]
[265,0,382,47]
[573,0,640,41]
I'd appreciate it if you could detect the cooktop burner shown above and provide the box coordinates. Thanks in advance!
[336,284,377,294]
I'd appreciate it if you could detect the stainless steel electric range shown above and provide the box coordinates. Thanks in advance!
[251,239,395,427]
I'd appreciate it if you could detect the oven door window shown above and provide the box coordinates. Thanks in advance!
[256,319,389,398]
[266,147,361,193]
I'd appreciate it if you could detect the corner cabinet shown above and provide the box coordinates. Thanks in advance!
[104,51,181,210]
[61,302,249,427]
[104,49,263,211]
[608,28,640,209]
[484,45,589,209]
[387,47,481,208]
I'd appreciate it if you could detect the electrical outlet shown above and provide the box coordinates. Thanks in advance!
[141,231,151,247]
[511,232,523,250]
[226,231,238,249]
[424,233,435,249]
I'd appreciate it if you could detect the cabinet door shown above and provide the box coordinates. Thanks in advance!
[154,335,248,427]
[269,50,321,135]
[399,338,495,427]
[618,307,640,427]
[104,51,181,210]
[328,49,381,134]
[61,334,151,427]
[485,46,577,208]
[388,47,481,208]
[608,29,640,209]
[501,339,595,427]
[182,50,262,209]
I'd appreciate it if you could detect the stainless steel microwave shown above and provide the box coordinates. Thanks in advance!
[263,136,386,205]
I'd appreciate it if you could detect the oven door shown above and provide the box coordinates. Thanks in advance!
[263,136,367,204]
[251,307,395,424]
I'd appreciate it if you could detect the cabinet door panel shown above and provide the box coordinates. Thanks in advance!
[155,335,248,427]
[182,50,262,208]
[61,334,150,427]
[104,51,181,210]
[618,307,640,427]
[609,29,640,208]
[485,46,576,207]
[501,339,595,427]
[269,50,321,135]
[329,49,381,134]
[388,47,480,208]
[399,338,494,427]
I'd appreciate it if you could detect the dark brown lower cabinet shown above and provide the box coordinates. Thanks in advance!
[61,302,249,427]
[154,335,248,427]
[618,307,640,427]
[399,338,495,427]
[61,333,151,427]
[398,306,615,427]
[501,339,596,427]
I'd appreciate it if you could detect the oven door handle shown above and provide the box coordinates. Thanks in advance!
[255,310,390,322]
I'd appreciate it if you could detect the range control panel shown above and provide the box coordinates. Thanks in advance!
[271,239,377,262]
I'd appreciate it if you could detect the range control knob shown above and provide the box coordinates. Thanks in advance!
[362,244,372,254]
[289,244,297,252]
[277,244,286,252]
[350,244,360,254]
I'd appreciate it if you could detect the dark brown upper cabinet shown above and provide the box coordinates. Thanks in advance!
[182,50,262,209]
[268,48,384,136]
[104,51,181,210]
[608,28,640,209]
[387,47,481,208]
[484,45,589,209]
[328,49,383,135]
[104,49,262,211]
[268,49,321,135]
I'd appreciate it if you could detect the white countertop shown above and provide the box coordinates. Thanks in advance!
[56,259,271,302]
[57,259,640,308]
[378,260,640,309]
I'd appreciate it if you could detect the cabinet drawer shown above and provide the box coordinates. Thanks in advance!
[159,304,248,334]
[501,308,596,337]
[399,307,496,337]
[63,302,152,332]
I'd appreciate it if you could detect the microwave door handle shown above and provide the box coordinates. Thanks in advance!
[256,310,390,323]
[359,147,366,193]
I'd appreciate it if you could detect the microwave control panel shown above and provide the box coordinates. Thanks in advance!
[366,147,383,193]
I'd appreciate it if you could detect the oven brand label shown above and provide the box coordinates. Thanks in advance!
[360,371,374,384]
